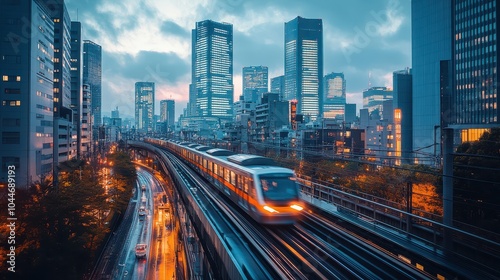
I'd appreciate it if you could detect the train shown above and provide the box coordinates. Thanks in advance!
[145,138,303,225]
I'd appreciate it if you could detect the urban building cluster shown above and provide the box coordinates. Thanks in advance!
[1,0,499,189]
[0,0,102,188]
[170,1,498,167]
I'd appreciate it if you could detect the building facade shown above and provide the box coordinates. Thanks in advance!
[393,68,413,164]
[70,21,84,158]
[192,20,234,122]
[81,84,92,155]
[452,0,499,131]
[52,2,75,168]
[323,72,346,120]
[284,16,323,121]
[362,86,393,117]
[135,82,155,133]
[270,75,285,100]
[411,0,452,163]
[0,0,55,188]
[242,66,268,103]
[83,40,102,134]
[160,99,175,132]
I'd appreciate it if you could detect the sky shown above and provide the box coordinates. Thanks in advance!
[65,0,411,120]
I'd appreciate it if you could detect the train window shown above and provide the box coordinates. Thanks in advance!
[260,173,298,202]
[224,168,230,182]
[247,178,256,198]
[230,171,236,185]
[243,177,248,192]
[236,175,243,189]
[213,163,218,176]
[203,159,207,169]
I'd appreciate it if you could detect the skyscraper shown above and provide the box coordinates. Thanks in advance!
[271,75,285,100]
[363,86,393,117]
[135,82,155,133]
[284,16,323,121]
[0,0,55,188]
[52,1,75,168]
[393,68,413,164]
[70,21,84,158]
[242,66,268,103]
[192,20,234,121]
[323,72,346,120]
[452,0,498,131]
[160,99,175,132]
[83,40,102,136]
[411,0,452,163]
[345,103,357,124]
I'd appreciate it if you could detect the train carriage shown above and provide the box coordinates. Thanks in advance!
[145,138,303,225]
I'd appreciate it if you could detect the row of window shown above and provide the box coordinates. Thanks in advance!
[181,149,257,199]
[2,75,21,82]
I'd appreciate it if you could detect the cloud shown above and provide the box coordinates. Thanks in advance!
[160,21,190,38]
[64,0,411,121]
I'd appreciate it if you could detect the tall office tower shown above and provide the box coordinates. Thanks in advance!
[323,72,346,120]
[81,84,92,155]
[135,82,155,133]
[160,99,175,131]
[393,68,413,164]
[284,16,323,121]
[83,40,102,137]
[70,21,83,158]
[452,0,499,134]
[188,29,197,117]
[0,0,55,189]
[242,66,268,103]
[344,103,357,124]
[363,87,393,117]
[270,75,285,100]
[51,1,75,168]
[192,20,234,121]
[412,1,451,163]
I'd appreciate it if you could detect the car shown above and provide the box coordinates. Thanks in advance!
[135,244,147,258]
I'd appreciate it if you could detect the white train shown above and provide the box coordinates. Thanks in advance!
[146,138,303,225]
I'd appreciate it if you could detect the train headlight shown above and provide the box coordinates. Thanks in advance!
[291,204,303,211]
[263,205,278,213]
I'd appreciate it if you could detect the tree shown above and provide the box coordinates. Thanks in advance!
[453,128,500,232]
[0,160,109,279]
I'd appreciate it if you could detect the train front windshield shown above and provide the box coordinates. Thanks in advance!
[260,173,299,203]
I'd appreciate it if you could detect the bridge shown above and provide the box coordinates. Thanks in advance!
[127,140,500,279]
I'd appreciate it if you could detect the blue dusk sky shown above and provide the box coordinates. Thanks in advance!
[65,0,411,120]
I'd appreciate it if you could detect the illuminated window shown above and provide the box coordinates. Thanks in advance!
[2,75,7,81]
[16,76,20,81]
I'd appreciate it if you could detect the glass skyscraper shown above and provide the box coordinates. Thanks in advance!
[83,40,102,130]
[242,66,268,103]
[393,68,413,164]
[323,72,346,120]
[192,20,234,121]
[285,16,323,121]
[411,0,452,163]
[70,21,84,157]
[362,86,393,117]
[452,0,498,128]
[135,82,155,133]
[160,99,175,131]
[271,75,285,100]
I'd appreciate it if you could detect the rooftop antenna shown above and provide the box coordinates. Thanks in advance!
[368,71,372,88]
[76,9,78,21]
